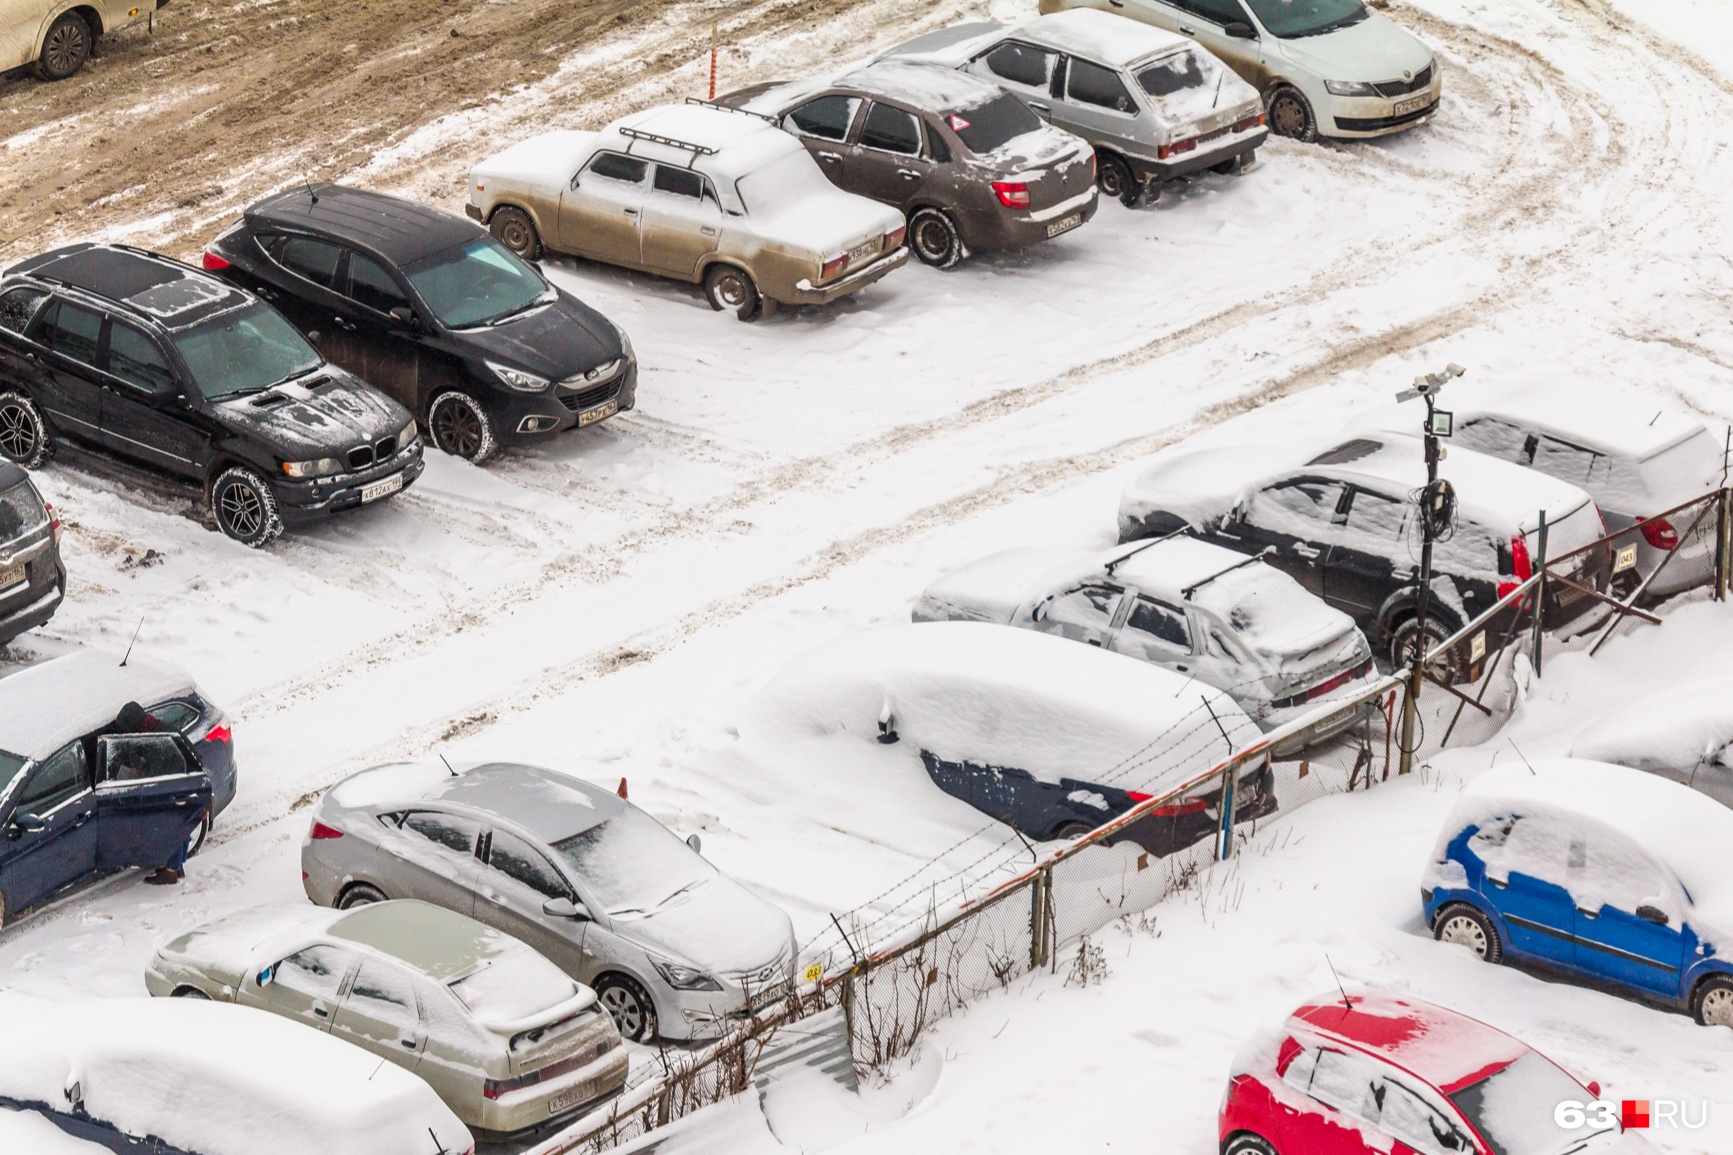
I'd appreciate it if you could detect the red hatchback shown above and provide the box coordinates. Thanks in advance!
[1219,993,1655,1155]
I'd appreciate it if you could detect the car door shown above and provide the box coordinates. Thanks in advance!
[1368,1065,1476,1155]
[92,733,212,871]
[1327,486,1411,618]
[336,250,424,409]
[1278,1045,1388,1155]
[97,319,207,480]
[24,297,106,444]
[0,286,53,399]
[1109,593,1197,676]
[1145,0,1261,82]
[474,827,590,979]
[1059,56,1145,158]
[1230,478,1346,597]
[967,40,1065,123]
[1473,814,1576,966]
[848,101,930,208]
[639,166,724,279]
[1571,831,1687,997]
[394,809,484,916]
[560,152,649,266]
[270,235,366,370]
[0,741,97,915]
[781,93,865,189]
[330,956,428,1066]
[1036,581,1127,647]
[247,942,358,1029]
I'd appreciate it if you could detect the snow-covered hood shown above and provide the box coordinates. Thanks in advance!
[1269,10,1433,85]
[612,873,792,979]
[212,371,409,460]
[472,130,596,189]
[912,547,1087,623]
[451,290,623,382]
[154,905,334,990]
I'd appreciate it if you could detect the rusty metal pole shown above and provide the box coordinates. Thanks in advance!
[709,22,718,100]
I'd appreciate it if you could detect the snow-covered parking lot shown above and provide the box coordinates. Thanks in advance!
[4,0,1733,1150]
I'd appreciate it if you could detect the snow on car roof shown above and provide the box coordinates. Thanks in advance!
[0,998,470,1155]
[1015,8,1193,68]
[330,898,542,984]
[1457,385,1707,463]
[604,103,804,181]
[431,761,624,843]
[1309,433,1593,529]
[1108,535,1276,597]
[833,60,1010,110]
[0,651,194,761]
[1289,993,1529,1094]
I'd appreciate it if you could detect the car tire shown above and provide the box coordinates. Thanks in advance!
[1433,903,1503,964]
[1225,1134,1277,1155]
[595,972,659,1042]
[1051,822,1095,842]
[1213,151,1253,175]
[1691,974,1733,1028]
[337,883,388,910]
[185,814,211,859]
[0,392,54,468]
[1267,85,1318,142]
[489,206,542,262]
[909,208,963,270]
[36,11,91,81]
[704,264,762,321]
[427,390,499,463]
[1094,152,1144,208]
[171,985,212,999]
[210,467,284,549]
[1388,613,1467,684]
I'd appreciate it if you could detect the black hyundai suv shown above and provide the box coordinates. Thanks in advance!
[203,184,637,464]
[0,245,422,547]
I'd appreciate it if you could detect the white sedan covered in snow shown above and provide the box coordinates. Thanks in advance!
[1571,675,1733,809]
[913,536,1377,739]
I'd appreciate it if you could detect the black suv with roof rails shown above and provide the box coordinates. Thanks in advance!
[0,244,422,547]
[203,184,637,464]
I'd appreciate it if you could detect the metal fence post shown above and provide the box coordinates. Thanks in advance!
[1718,489,1730,602]
[1528,511,1548,679]
[1216,764,1238,860]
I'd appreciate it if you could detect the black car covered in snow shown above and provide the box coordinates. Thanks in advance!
[0,464,65,648]
[0,245,422,547]
[204,184,637,464]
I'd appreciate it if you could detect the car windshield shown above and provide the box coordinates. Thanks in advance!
[1447,1053,1612,1155]
[0,480,48,543]
[448,949,578,1026]
[945,93,1043,154]
[551,807,715,916]
[170,302,322,400]
[1243,0,1369,38]
[735,148,837,215]
[403,238,549,329]
[0,749,26,792]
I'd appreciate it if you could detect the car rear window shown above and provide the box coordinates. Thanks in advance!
[944,94,1042,155]
[1136,49,1215,97]
[0,480,47,543]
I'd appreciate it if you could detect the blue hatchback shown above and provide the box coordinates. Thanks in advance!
[1421,759,1733,1028]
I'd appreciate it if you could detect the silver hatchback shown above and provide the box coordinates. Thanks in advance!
[302,761,797,1043]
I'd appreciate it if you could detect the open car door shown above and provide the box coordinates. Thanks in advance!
[93,733,211,869]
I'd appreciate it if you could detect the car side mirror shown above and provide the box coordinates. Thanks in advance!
[686,833,702,854]
[388,306,418,330]
[8,812,45,837]
[256,964,276,987]
[1635,904,1669,926]
[1224,21,1257,38]
[306,330,323,348]
[1031,596,1052,623]
[542,895,590,921]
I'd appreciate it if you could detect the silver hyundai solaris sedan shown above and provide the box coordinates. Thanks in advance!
[145,899,626,1137]
[301,762,797,1043]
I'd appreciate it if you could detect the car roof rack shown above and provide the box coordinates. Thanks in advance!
[619,125,721,156]
[683,96,777,125]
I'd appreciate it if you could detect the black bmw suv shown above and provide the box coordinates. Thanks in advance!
[204,184,637,464]
[0,245,422,547]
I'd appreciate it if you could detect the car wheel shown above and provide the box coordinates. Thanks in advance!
[909,208,963,270]
[1388,613,1467,684]
[1225,1134,1278,1155]
[1095,152,1145,208]
[210,467,284,549]
[36,11,91,81]
[0,393,53,468]
[1051,822,1095,842]
[595,972,658,1042]
[1434,904,1502,963]
[489,206,542,262]
[1213,151,1252,175]
[704,264,762,322]
[337,883,388,910]
[1267,85,1318,143]
[171,986,212,999]
[427,391,499,463]
[1691,974,1733,1028]
[185,814,211,859]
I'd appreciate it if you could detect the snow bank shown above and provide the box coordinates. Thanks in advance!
[1570,676,1733,773]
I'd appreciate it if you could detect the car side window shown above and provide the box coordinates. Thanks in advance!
[272,944,354,1000]
[402,810,482,857]
[859,102,922,155]
[107,322,176,396]
[1341,488,1407,541]
[1258,479,1347,526]
[345,254,410,316]
[346,959,420,1028]
[982,42,1057,89]
[1279,1043,1318,1093]
[651,165,711,203]
[926,124,952,163]
[1376,1075,1471,1155]
[487,829,569,900]
[0,288,47,335]
[13,741,90,814]
[1067,59,1137,114]
[1175,0,1251,25]
[785,95,861,141]
[39,300,104,368]
[279,237,343,291]
[146,700,202,732]
[1306,1047,1381,1121]
[99,734,193,784]
[1125,596,1191,650]
[586,152,649,184]
[1469,814,1572,887]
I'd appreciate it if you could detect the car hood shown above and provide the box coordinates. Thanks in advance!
[212,371,409,459]
[1272,10,1434,84]
[912,547,1091,623]
[156,905,334,990]
[610,874,793,978]
[453,291,623,383]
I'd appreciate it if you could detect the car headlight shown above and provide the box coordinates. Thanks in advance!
[487,360,550,392]
[281,457,342,478]
[650,955,722,992]
[1324,80,1379,97]
[613,323,635,363]
[398,419,418,449]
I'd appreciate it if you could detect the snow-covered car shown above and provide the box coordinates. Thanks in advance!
[301,761,797,1044]
[1219,991,1653,1155]
[145,899,627,1136]
[1571,676,1733,809]
[881,9,1267,207]
[1447,391,1722,601]
[716,61,1098,269]
[1043,0,1440,143]
[0,462,64,650]
[1117,433,1612,679]
[0,997,471,1155]
[468,104,909,321]
[746,621,1270,851]
[1423,760,1733,1029]
[912,536,1376,741]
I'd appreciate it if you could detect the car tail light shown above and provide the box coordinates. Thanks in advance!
[1640,517,1679,550]
[1305,660,1374,702]
[991,181,1030,209]
[1233,112,1266,133]
[883,226,906,251]
[1158,138,1198,160]
[1498,531,1534,599]
[308,820,344,840]
[1128,792,1208,816]
[199,719,232,745]
[201,251,231,272]
[44,502,60,544]
[820,254,849,281]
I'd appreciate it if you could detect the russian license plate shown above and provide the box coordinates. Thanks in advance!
[359,474,404,504]
[848,240,878,262]
[1393,94,1432,117]
[0,565,24,592]
[578,399,619,428]
[1046,213,1082,238]
[547,1087,588,1115]
[1614,544,1638,573]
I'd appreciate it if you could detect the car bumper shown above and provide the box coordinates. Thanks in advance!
[272,444,425,524]
[1325,83,1443,138]
[962,188,1099,251]
[786,247,910,305]
[0,573,63,646]
[1266,696,1379,756]
[494,361,637,442]
[465,203,483,222]
[1126,125,1269,183]
[477,1047,630,1136]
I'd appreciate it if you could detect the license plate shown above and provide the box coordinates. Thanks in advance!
[1614,544,1638,573]
[547,1087,587,1115]
[847,240,878,262]
[1046,213,1082,238]
[578,399,618,428]
[359,474,404,504]
[1393,94,1432,117]
[0,565,23,592]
